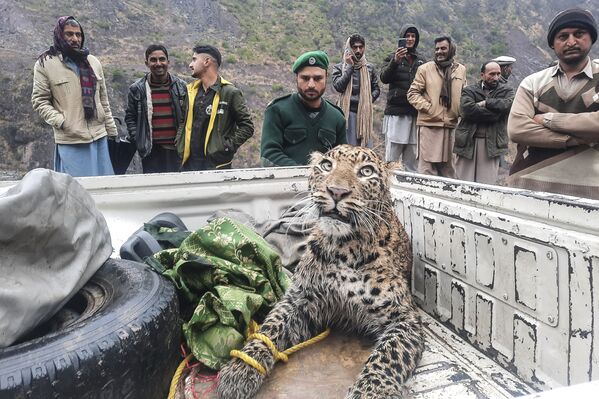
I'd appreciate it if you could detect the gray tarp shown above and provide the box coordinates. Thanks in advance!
[0,169,112,347]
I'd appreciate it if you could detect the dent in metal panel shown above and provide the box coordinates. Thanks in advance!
[569,254,593,385]
[475,294,493,350]
[451,280,466,331]
[424,215,438,264]
[475,232,496,289]
[513,313,538,384]
[450,224,467,275]
[514,246,538,311]
[424,266,439,316]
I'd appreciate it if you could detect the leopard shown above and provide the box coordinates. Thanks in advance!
[217,144,423,399]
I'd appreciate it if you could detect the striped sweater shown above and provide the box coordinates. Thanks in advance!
[508,58,599,174]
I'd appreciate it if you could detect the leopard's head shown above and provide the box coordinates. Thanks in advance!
[307,145,393,238]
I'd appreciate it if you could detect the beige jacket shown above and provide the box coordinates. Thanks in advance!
[407,61,467,128]
[32,54,117,144]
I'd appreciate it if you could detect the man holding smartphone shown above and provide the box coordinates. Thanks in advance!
[332,34,380,147]
[380,24,426,171]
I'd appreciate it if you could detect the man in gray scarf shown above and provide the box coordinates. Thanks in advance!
[407,36,467,177]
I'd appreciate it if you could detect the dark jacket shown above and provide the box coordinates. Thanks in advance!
[454,82,515,160]
[177,76,254,168]
[331,62,380,112]
[379,24,426,116]
[125,73,187,158]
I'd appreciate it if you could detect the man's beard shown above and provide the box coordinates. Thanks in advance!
[298,86,325,103]
[486,81,498,89]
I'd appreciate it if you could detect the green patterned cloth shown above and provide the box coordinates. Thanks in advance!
[146,217,290,370]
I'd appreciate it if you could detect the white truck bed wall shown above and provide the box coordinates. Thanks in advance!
[392,172,599,391]
[8,167,595,392]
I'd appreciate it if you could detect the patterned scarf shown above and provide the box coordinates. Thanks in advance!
[337,37,373,146]
[434,40,457,109]
[38,16,97,120]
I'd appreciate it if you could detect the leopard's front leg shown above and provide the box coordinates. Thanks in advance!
[346,311,423,399]
[218,285,320,399]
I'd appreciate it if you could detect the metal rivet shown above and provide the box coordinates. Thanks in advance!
[548,316,555,323]
[503,294,509,300]
[416,211,421,216]
[502,238,508,245]
[440,219,445,224]
[547,252,553,260]
[441,264,446,270]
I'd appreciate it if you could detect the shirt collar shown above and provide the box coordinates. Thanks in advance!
[552,57,593,79]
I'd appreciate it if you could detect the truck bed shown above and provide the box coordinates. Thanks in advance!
[42,166,599,397]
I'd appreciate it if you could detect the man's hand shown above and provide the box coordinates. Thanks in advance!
[344,50,354,65]
[533,114,545,125]
[477,100,486,108]
[393,47,408,63]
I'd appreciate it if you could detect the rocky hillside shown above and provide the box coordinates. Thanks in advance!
[1,0,598,178]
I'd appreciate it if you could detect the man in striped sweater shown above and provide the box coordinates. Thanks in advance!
[125,44,187,173]
[508,8,599,198]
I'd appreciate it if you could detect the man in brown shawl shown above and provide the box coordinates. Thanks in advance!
[332,34,380,147]
[407,36,467,177]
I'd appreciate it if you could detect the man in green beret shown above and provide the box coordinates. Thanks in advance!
[260,50,347,166]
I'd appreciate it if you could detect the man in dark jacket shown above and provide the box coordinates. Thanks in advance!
[178,45,254,171]
[454,61,514,184]
[379,24,426,171]
[125,44,187,173]
[331,34,380,147]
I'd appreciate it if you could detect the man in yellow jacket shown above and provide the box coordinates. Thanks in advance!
[31,16,117,177]
[177,45,254,171]
[407,36,466,178]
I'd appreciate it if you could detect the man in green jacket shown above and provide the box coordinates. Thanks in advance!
[454,61,514,184]
[260,51,347,166]
[177,45,254,170]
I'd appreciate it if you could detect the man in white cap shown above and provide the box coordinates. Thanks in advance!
[492,55,516,84]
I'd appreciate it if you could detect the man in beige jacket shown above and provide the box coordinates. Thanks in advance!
[407,36,466,177]
[32,16,117,177]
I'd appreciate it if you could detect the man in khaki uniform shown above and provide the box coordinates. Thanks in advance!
[407,36,466,177]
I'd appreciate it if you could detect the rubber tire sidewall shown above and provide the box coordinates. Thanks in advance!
[0,258,181,399]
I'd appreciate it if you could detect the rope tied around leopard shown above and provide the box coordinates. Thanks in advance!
[230,320,331,375]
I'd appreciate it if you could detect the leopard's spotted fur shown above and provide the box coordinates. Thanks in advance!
[218,145,423,399]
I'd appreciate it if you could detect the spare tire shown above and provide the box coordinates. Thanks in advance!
[0,258,181,399]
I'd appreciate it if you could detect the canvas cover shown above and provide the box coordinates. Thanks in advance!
[0,169,112,347]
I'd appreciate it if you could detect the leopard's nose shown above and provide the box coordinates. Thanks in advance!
[327,186,352,202]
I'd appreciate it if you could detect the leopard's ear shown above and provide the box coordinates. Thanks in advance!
[309,151,325,166]
[386,161,404,171]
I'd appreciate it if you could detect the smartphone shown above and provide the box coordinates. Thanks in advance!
[397,38,407,48]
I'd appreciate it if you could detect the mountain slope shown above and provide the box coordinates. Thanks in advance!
[1,0,597,175]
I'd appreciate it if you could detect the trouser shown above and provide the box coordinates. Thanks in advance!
[455,138,500,184]
[417,158,456,178]
[142,145,181,174]
[181,157,232,171]
[385,138,417,172]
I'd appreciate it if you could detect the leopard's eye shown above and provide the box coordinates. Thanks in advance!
[320,159,333,172]
[359,165,375,177]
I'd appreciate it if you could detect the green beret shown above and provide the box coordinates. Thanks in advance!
[292,50,329,73]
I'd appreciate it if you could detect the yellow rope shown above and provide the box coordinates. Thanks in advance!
[167,353,194,399]
[230,323,331,376]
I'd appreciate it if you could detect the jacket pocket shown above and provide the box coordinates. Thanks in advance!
[50,77,71,96]
[317,128,337,148]
[495,127,508,149]
[283,128,307,145]
[454,125,472,149]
